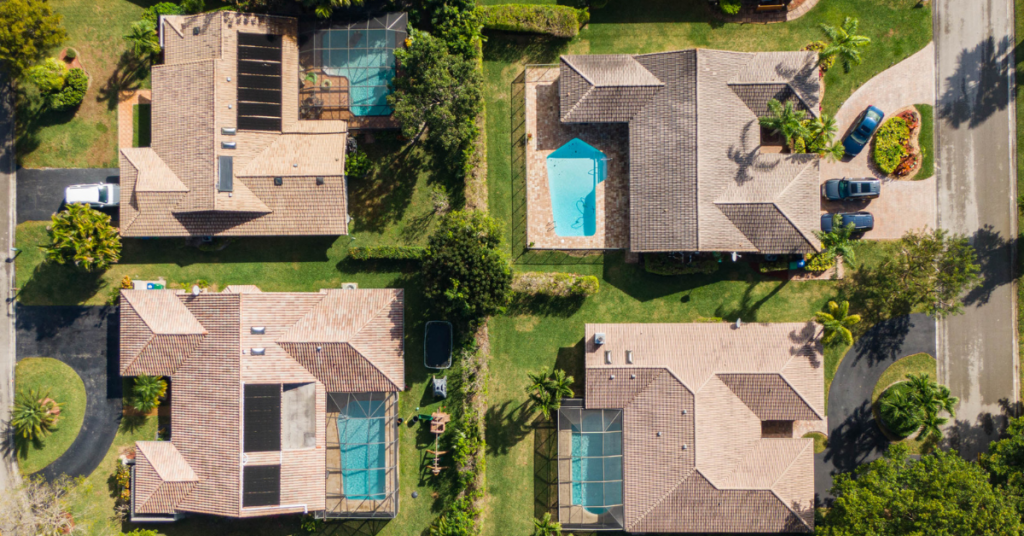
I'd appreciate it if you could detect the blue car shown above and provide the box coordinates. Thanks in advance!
[842,106,885,157]
[821,212,874,233]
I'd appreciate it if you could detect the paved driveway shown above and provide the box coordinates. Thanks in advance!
[15,305,121,481]
[815,314,936,503]
[16,168,118,223]
[820,43,937,240]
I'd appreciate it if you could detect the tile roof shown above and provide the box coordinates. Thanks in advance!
[558,49,822,254]
[583,322,823,533]
[122,287,404,518]
[119,11,349,238]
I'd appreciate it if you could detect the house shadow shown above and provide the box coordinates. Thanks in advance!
[119,235,336,267]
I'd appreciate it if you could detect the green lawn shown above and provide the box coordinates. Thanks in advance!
[803,431,828,454]
[915,103,934,179]
[871,352,936,403]
[14,357,87,475]
[132,103,151,148]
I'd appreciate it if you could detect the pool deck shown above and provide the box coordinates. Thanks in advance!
[525,67,630,250]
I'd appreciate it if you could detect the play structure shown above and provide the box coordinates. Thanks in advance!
[419,411,451,476]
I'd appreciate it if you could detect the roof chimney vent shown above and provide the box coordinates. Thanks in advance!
[735,318,742,329]
[193,26,201,35]
[251,348,265,356]
[274,177,283,186]
[594,332,606,345]
[191,285,201,296]
[316,177,325,185]
[250,327,265,335]
[626,350,633,364]
[604,350,612,364]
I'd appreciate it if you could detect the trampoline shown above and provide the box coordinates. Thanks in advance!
[424,321,453,369]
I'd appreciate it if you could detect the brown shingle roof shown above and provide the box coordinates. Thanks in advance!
[119,11,349,238]
[122,287,404,518]
[558,49,822,254]
[583,323,822,533]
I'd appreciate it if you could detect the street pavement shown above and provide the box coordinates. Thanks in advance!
[17,168,118,223]
[0,67,18,489]
[935,0,1020,460]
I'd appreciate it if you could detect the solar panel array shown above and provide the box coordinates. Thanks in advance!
[243,464,281,507]
[237,33,283,131]
[244,383,281,452]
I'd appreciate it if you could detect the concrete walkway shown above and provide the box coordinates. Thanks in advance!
[815,313,936,502]
[821,43,937,240]
[0,66,17,490]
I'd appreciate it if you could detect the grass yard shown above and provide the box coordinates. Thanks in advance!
[14,357,86,475]
[803,431,828,454]
[915,103,935,179]
[132,103,151,148]
[871,352,937,403]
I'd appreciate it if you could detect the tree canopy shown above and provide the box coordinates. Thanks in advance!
[0,0,67,80]
[981,416,1024,516]
[421,210,512,324]
[387,29,483,157]
[818,444,1023,536]
[43,204,122,271]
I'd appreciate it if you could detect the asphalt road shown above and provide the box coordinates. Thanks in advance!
[815,314,936,503]
[16,168,118,223]
[934,0,1019,460]
[0,67,17,490]
[16,305,122,481]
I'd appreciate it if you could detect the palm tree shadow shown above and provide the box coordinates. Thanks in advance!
[98,52,150,112]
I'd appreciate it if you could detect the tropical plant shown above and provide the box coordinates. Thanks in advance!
[878,385,922,438]
[11,389,60,441]
[123,20,160,60]
[814,300,860,346]
[879,373,958,441]
[758,99,810,151]
[0,0,68,80]
[43,204,121,271]
[180,0,204,14]
[533,511,562,536]
[819,16,871,73]
[805,113,838,151]
[814,214,857,265]
[872,117,911,174]
[48,67,87,111]
[345,149,371,178]
[130,375,167,414]
[24,57,66,94]
[719,0,742,15]
[527,369,574,419]
[300,0,365,19]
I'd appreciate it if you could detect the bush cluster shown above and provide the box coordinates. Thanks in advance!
[345,149,371,178]
[49,68,87,111]
[758,259,790,273]
[511,272,599,297]
[142,2,183,25]
[872,117,910,175]
[476,4,589,38]
[719,0,743,15]
[347,246,426,261]
[878,383,925,438]
[804,41,835,72]
[805,251,837,272]
[645,254,720,276]
[114,461,131,503]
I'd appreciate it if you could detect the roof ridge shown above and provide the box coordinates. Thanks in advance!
[768,488,814,532]
[775,361,824,420]
[562,57,595,86]
[769,440,813,491]
[121,332,156,376]
[627,468,701,532]
[772,166,821,252]
[345,342,402,391]
[346,293,403,389]
[561,86,596,123]
[717,371,822,421]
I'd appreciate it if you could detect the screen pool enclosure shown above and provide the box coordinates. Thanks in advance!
[325,392,398,519]
[299,13,407,118]
[557,402,624,530]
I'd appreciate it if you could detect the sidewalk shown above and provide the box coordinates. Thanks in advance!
[0,67,19,489]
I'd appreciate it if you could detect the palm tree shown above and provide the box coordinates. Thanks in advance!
[814,300,861,346]
[533,512,562,536]
[131,375,167,414]
[916,410,949,442]
[11,389,60,441]
[527,369,575,419]
[806,113,839,152]
[43,204,122,271]
[879,387,922,434]
[123,20,161,60]
[758,99,810,151]
[935,384,960,418]
[814,213,857,265]
[819,17,872,73]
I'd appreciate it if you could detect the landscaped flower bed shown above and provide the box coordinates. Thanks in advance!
[872,109,922,178]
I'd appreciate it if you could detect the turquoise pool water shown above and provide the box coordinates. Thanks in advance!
[319,29,397,116]
[570,410,622,512]
[338,399,387,500]
[546,139,606,237]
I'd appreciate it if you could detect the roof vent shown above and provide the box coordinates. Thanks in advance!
[682,409,688,415]
[222,141,236,149]
[630,374,636,380]
[657,432,663,437]
[342,283,358,290]
[609,374,615,380]
[316,177,324,185]
[626,350,633,364]
[735,318,742,329]
[594,332,606,345]
[193,26,201,35]
[250,327,265,335]
[682,444,688,450]
[274,177,283,186]
[191,285,201,296]
[251,348,266,356]
[316,346,322,352]
[221,127,237,136]
[604,350,611,364]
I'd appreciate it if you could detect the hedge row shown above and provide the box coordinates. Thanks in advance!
[512,272,599,297]
[644,254,720,276]
[476,5,589,39]
[347,246,425,260]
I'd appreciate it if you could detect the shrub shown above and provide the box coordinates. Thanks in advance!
[347,246,426,261]
[49,68,87,111]
[878,382,923,438]
[758,259,790,273]
[299,513,324,534]
[804,41,835,72]
[345,149,371,178]
[64,48,76,60]
[12,389,61,441]
[180,0,204,14]
[432,184,451,214]
[476,5,588,38]
[805,251,837,272]
[43,204,121,271]
[645,254,720,276]
[130,375,167,414]
[142,2,183,25]
[872,117,910,175]
[720,0,742,15]
[512,272,599,297]
[24,57,66,94]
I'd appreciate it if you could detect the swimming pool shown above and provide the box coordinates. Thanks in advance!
[318,29,399,116]
[568,409,623,514]
[546,139,607,237]
[338,398,387,500]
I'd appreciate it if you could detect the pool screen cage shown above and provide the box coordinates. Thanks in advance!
[298,13,407,120]
[323,391,399,519]
[557,402,625,530]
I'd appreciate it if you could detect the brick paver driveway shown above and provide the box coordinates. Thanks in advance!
[820,43,936,240]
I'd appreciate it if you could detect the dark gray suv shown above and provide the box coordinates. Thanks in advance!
[822,178,881,201]
[821,212,874,233]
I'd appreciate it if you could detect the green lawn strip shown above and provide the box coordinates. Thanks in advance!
[870,352,936,403]
[132,104,151,148]
[914,103,934,179]
[803,432,828,454]
[823,342,851,415]
[14,357,86,475]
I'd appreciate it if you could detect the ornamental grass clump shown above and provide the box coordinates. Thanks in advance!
[43,204,121,271]
[11,389,61,442]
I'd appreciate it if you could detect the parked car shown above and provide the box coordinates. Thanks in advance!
[821,212,874,233]
[842,105,885,157]
[64,183,120,208]
[822,178,881,201]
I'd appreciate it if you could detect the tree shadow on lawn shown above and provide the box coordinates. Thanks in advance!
[589,0,723,25]
[602,251,765,303]
[507,293,586,319]
[482,32,568,66]
[485,400,536,456]
[13,88,80,166]
[713,277,791,322]
[347,135,426,235]
[119,235,336,267]
[555,339,586,397]
[97,52,150,112]
[17,262,105,306]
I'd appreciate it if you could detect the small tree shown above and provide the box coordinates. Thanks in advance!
[130,374,167,414]
[533,512,562,536]
[758,99,809,151]
[388,29,483,155]
[878,373,958,441]
[122,20,160,61]
[817,445,1022,535]
[527,369,574,419]
[0,0,67,80]
[43,203,122,271]
[421,211,512,323]
[819,16,871,73]
[0,475,85,536]
[23,57,66,94]
[814,300,860,347]
[11,389,60,442]
[981,416,1024,516]
[815,213,857,265]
